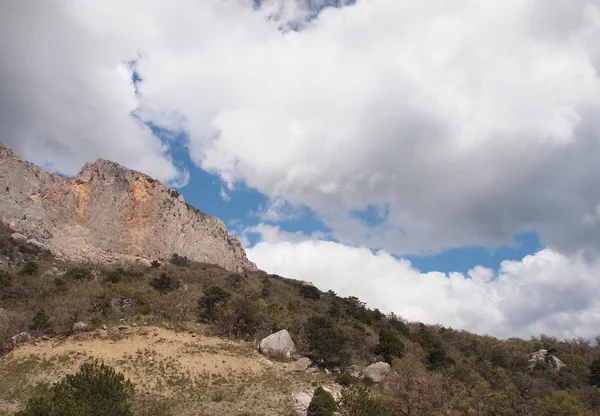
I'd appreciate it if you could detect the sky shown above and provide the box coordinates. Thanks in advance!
[1,0,600,340]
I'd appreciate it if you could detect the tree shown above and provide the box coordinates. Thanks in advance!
[17,361,134,416]
[339,386,395,416]
[197,286,231,322]
[386,354,444,416]
[216,297,261,339]
[589,358,600,387]
[149,272,180,293]
[307,315,349,368]
[374,327,404,364]
[29,308,51,334]
[307,387,338,416]
[300,284,321,300]
[169,253,189,267]
[535,391,595,416]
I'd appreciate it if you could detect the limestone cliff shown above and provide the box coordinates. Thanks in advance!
[0,142,257,272]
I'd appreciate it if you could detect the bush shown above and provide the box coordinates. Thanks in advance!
[169,253,189,267]
[150,260,161,268]
[19,261,38,276]
[338,386,395,416]
[0,269,12,289]
[374,327,404,364]
[197,286,231,322]
[307,315,349,368]
[300,284,321,300]
[17,361,134,416]
[216,297,261,339]
[590,358,600,387]
[29,308,51,334]
[149,273,180,293]
[307,387,337,416]
[336,372,359,387]
[65,267,92,281]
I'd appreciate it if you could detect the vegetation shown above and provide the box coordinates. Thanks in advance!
[17,362,134,416]
[2,224,600,415]
[307,387,337,416]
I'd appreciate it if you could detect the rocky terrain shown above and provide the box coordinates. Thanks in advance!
[0,142,256,272]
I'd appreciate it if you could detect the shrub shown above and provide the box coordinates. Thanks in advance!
[0,269,12,289]
[307,387,337,416]
[307,315,349,368]
[535,391,595,416]
[374,327,404,364]
[169,253,189,267]
[19,261,38,276]
[29,308,51,334]
[300,284,321,300]
[150,260,161,268]
[338,386,395,416]
[216,297,261,339]
[17,361,134,416]
[336,372,359,387]
[149,273,180,293]
[65,267,92,281]
[197,286,231,322]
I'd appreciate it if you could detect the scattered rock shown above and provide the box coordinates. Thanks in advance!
[118,325,129,330]
[102,324,107,330]
[291,357,312,372]
[72,321,88,332]
[10,232,27,244]
[305,366,319,374]
[345,365,363,378]
[259,358,274,367]
[364,362,391,382]
[41,335,50,340]
[26,239,50,252]
[258,329,296,359]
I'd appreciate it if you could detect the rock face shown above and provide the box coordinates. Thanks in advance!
[0,142,257,272]
[258,330,296,359]
[528,349,566,372]
[364,362,391,382]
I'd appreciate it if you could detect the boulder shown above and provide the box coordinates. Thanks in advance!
[258,329,296,359]
[291,357,312,372]
[528,349,566,371]
[364,362,391,382]
[72,321,88,332]
[26,239,50,252]
[11,332,32,345]
[259,357,274,367]
[291,391,313,416]
[10,233,27,244]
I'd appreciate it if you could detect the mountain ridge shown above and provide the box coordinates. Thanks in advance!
[0,141,257,272]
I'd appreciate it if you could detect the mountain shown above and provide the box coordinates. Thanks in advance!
[0,142,256,272]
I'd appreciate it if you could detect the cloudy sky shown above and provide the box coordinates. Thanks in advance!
[2,0,600,340]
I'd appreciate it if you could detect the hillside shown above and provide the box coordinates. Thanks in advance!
[2,224,600,415]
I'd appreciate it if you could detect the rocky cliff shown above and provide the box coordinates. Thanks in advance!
[0,142,257,272]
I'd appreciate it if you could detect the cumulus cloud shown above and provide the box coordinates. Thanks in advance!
[0,1,188,186]
[247,232,600,340]
[107,0,599,255]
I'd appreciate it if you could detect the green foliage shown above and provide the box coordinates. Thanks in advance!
[307,387,337,416]
[388,313,410,337]
[29,308,51,334]
[169,253,189,267]
[413,323,453,370]
[149,273,180,293]
[19,261,38,276]
[336,372,359,387]
[535,391,595,416]
[104,268,143,284]
[65,267,92,281]
[0,269,12,289]
[589,358,600,387]
[216,297,261,339]
[338,386,395,416]
[307,315,349,368]
[299,284,321,300]
[373,327,404,364]
[197,286,231,322]
[17,362,134,416]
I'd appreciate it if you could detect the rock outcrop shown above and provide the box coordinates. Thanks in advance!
[258,330,296,359]
[0,142,257,272]
[528,349,566,372]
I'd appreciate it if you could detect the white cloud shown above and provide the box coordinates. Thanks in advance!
[0,1,188,187]
[248,235,600,340]
[105,0,599,255]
